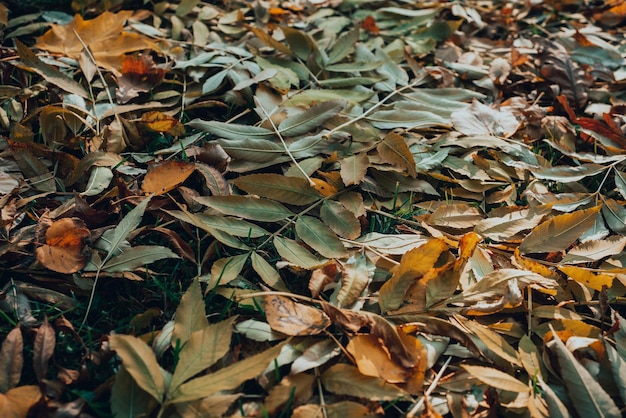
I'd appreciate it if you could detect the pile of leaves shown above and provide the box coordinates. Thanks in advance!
[1,0,626,416]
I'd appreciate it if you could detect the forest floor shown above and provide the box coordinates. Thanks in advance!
[1,1,626,417]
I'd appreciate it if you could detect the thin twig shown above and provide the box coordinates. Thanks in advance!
[406,356,452,418]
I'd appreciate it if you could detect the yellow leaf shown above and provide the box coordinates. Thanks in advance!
[141,161,196,196]
[558,265,615,291]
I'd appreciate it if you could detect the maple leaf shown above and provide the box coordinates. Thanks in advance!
[35,11,159,71]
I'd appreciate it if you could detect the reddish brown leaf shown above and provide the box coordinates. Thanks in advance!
[0,327,23,393]
[33,317,55,383]
[35,217,90,274]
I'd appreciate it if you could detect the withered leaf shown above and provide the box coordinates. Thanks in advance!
[264,295,330,336]
[141,161,196,196]
[35,217,90,274]
[33,317,55,383]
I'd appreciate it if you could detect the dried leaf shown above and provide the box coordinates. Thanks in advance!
[295,216,347,259]
[519,206,601,254]
[451,100,519,137]
[141,161,195,196]
[234,174,321,205]
[33,317,55,383]
[172,279,209,347]
[264,295,330,336]
[321,364,407,401]
[35,217,89,274]
[0,327,23,393]
[557,265,615,291]
[461,364,528,392]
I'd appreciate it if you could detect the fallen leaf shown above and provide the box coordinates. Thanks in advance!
[264,294,331,336]
[35,217,90,274]
[141,161,196,196]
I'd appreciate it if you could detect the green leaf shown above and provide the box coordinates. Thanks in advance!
[327,26,358,64]
[274,236,326,269]
[16,40,89,98]
[101,246,179,272]
[216,138,283,163]
[604,341,626,405]
[81,166,113,197]
[461,365,528,393]
[519,206,601,254]
[283,89,374,106]
[100,196,152,267]
[295,216,347,259]
[109,334,165,403]
[193,195,294,222]
[367,109,448,130]
[172,279,209,347]
[168,341,287,404]
[188,120,275,141]
[550,329,621,418]
[251,252,288,291]
[208,253,249,287]
[169,317,235,393]
[194,214,269,238]
[529,164,607,183]
[320,200,361,240]
[278,100,346,137]
[602,199,626,234]
[234,174,321,205]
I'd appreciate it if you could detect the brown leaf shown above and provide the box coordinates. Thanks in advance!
[0,386,42,417]
[35,11,159,71]
[0,327,23,393]
[264,295,330,336]
[35,217,90,274]
[116,54,165,104]
[141,161,196,196]
[377,132,417,177]
[140,111,185,136]
[536,39,592,109]
[33,317,56,383]
[264,373,315,414]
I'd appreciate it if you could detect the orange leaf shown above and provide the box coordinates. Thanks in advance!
[141,161,196,196]
[35,217,89,274]
[140,111,185,136]
[361,16,380,35]
[35,11,158,71]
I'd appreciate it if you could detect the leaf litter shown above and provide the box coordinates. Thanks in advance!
[1,0,626,417]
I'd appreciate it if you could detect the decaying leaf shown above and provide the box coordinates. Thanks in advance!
[35,217,90,274]
[141,161,195,196]
[264,295,330,336]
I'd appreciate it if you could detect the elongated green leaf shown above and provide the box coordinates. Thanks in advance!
[251,252,288,291]
[195,214,268,238]
[340,153,369,186]
[274,236,326,269]
[188,120,275,141]
[550,329,621,418]
[529,164,607,183]
[519,206,601,254]
[367,109,448,129]
[605,341,626,405]
[217,138,283,163]
[283,89,374,106]
[602,199,626,234]
[295,216,347,259]
[327,26,358,64]
[320,200,361,240]
[538,375,572,418]
[278,100,346,137]
[234,174,321,205]
[193,195,293,221]
[81,166,113,196]
[461,365,528,393]
[169,317,235,393]
[102,246,179,272]
[208,253,249,287]
[173,279,209,347]
[109,335,165,403]
[101,196,152,266]
[202,69,228,95]
[16,40,89,98]
[164,209,250,250]
[168,341,287,404]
